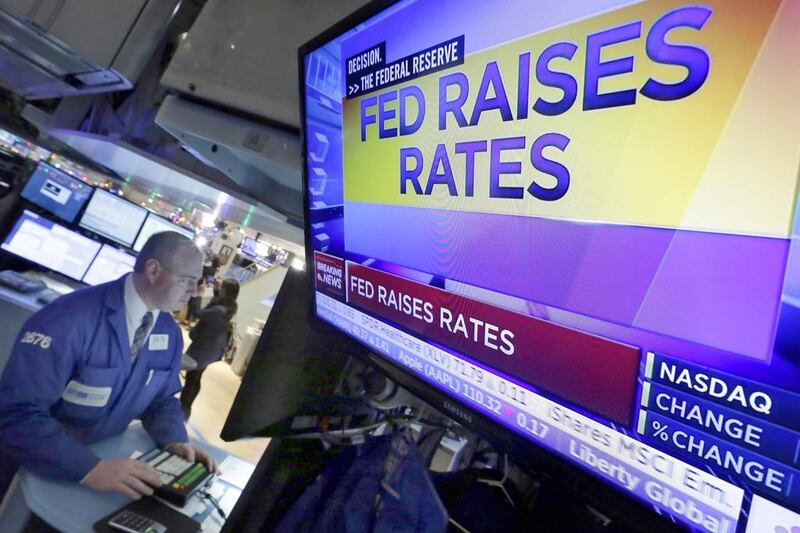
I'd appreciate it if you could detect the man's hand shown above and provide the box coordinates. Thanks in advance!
[83,459,163,500]
[167,442,219,474]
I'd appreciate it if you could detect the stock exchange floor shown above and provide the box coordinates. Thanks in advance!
[178,326,268,465]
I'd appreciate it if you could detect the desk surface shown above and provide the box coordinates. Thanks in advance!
[0,270,80,313]
[19,423,242,533]
[0,284,45,313]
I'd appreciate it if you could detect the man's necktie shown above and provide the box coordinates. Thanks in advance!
[131,311,153,360]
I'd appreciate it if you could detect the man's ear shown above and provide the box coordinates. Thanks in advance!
[144,258,162,283]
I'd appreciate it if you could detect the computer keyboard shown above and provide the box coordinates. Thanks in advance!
[139,448,214,506]
[36,289,61,305]
[0,270,47,293]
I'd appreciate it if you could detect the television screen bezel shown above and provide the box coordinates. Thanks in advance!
[297,2,680,530]
[19,161,93,224]
[78,187,149,248]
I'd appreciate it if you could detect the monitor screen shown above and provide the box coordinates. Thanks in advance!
[132,212,195,252]
[220,267,359,440]
[241,236,271,260]
[79,188,148,247]
[20,162,93,223]
[1,210,100,280]
[301,1,800,530]
[82,244,136,286]
[241,236,258,257]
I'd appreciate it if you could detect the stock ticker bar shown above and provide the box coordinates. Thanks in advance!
[641,381,799,466]
[315,291,744,533]
[644,352,800,431]
[639,352,800,508]
[638,410,800,508]
[341,259,641,425]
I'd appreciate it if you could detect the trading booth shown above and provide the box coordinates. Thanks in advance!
[215,1,800,532]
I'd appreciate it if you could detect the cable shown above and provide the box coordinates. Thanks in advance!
[200,490,227,520]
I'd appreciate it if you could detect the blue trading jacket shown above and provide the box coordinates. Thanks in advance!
[0,276,188,481]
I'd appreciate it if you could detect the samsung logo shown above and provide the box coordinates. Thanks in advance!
[442,401,472,423]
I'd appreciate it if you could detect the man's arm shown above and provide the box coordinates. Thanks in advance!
[0,311,166,498]
[0,316,100,481]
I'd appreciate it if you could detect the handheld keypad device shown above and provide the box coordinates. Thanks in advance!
[138,448,214,506]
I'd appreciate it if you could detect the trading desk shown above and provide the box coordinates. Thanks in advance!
[0,270,82,375]
[0,422,244,533]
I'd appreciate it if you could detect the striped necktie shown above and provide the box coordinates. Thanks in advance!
[131,311,153,360]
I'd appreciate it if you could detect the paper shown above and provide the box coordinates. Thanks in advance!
[208,480,226,500]
[201,512,224,533]
[184,493,208,516]
[218,456,255,490]
[219,490,239,516]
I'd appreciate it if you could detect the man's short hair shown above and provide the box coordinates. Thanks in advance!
[134,231,199,273]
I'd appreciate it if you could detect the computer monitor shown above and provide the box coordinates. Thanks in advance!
[220,267,362,440]
[1,210,100,280]
[132,212,195,252]
[299,1,800,530]
[241,236,272,263]
[79,188,148,248]
[82,244,136,286]
[241,236,259,258]
[20,162,93,223]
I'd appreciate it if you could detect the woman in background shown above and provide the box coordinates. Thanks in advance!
[180,278,240,418]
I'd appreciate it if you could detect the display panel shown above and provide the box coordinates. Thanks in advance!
[1,210,100,280]
[20,162,93,223]
[79,188,148,247]
[82,244,136,286]
[132,213,195,252]
[301,1,800,531]
[241,236,274,265]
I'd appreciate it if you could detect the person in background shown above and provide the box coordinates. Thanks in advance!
[203,256,221,283]
[0,232,218,501]
[180,278,240,418]
[184,278,206,324]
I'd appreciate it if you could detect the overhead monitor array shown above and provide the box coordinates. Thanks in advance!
[8,165,197,284]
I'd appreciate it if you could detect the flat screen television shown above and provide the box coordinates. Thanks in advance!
[299,1,800,531]
[241,236,260,258]
[82,244,136,286]
[79,188,148,248]
[240,236,273,264]
[20,162,93,223]
[220,267,362,440]
[1,210,100,281]
[132,212,195,252]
